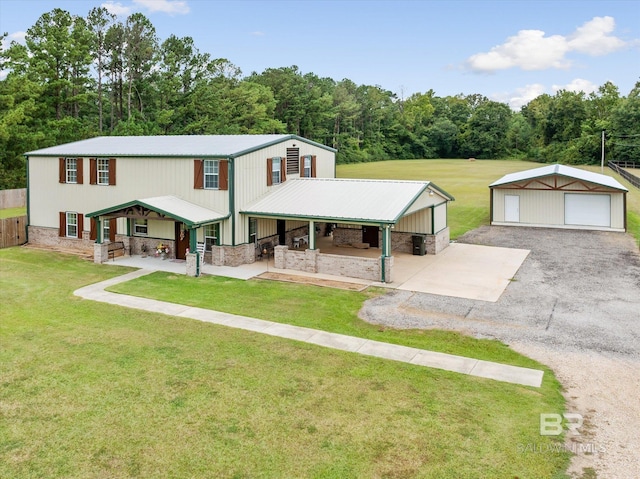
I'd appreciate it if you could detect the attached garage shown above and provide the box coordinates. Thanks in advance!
[490,164,628,232]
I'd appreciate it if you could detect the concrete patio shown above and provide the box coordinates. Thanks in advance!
[107,236,530,302]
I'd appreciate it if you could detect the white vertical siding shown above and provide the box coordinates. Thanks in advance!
[434,203,447,232]
[233,139,335,243]
[492,184,625,229]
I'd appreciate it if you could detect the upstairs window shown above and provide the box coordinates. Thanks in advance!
[204,160,219,189]
[90,158,116,185]
[59,158,83,184]
[66,158,77,183]
[97,159,110,185]
[272,157,281,185]
[267,157,285,186]
[194,159,228,190]
[300,155,317,178]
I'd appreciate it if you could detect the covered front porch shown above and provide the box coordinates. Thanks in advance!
[87,195,229,277]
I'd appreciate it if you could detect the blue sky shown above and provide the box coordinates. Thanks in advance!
[1,0,638,109]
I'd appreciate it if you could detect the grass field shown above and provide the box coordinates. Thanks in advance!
[337,159,640,242]
[0,206,26,219]
[0,248,571,478]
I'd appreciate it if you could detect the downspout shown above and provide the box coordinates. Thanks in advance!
[25,156,30,242]
[489,187,493,225]
[430,205,435,234]
[229,158,235,246]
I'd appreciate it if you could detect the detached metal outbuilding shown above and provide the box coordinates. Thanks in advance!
[490,164,628,232]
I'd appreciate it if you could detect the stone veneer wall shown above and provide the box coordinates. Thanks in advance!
[29,226,94,252]
[391,231,414,254]
[211,243,255,267]
[274,245,393,282]
[426,227,450,255]
[333,227,364,246]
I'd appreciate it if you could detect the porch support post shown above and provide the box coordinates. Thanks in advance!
[96,217,102,243]
[189,227,200,277]
[309,220,316,250]
[381,224,390,283]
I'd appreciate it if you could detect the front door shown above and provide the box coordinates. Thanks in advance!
[277,220,286,246]
[362,226,379,248]
[175,222,190,259]
[504,195,520,222]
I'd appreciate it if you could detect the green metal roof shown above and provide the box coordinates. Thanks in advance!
[87,195,229,228]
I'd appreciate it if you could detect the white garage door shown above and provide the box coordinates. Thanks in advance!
[565,194,610,227]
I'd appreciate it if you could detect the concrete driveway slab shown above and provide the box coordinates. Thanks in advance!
[395,243,530,302]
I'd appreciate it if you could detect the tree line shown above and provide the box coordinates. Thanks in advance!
[1,7,638,189]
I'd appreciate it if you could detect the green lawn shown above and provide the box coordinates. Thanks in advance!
[0,206,26,219]
[0,248,571,478]
[337,159,640,242]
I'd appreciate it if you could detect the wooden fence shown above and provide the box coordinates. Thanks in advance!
[608,161,640,190]
[0,188,26,209]
[0,215,27,248]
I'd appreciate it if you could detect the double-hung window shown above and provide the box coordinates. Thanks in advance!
[272,157,282,185]
[204,160,219,189]
[66,158,78,183]
[249,218,257,245]
[303,156,312,178]
[97,159,110,185]
[204,223,220,251]
[66,212,78,238]
[133,219,148,236]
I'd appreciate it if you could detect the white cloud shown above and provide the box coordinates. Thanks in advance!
[102,1,132,16]
[467,30,570,72]
[552,78,598,95]
[492,83,547,111]
[1,31,27,49]
[466,16,628,73]
[133,0,190,15]
[251,31,265,37]
[568,16,625,55]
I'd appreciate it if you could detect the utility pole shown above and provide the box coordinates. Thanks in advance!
[601,130,605,173]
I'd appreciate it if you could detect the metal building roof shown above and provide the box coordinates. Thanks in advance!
[489,164,628,191]
[25,134,336,158]
[87,195,229,228]
[241,178,453,224]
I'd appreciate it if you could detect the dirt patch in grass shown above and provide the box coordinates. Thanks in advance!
[256,271,369,291]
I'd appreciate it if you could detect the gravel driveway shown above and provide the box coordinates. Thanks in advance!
[359,226,640,478]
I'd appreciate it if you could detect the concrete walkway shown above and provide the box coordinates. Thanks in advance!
[74,270,544,388]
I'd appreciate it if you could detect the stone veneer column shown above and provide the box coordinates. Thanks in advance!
[186,252,198,277]
[94,242,109,264]
[304,248,319,273]
[274,245,287,269]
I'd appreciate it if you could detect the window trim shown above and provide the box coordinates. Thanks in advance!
[133,219,148,236]
[204,223,220,251]
[66,212,78,238]
[272,157,281,185]
[97,158,110,185]
[204,159,220,189]
[303,155,312,178]
[66,158,78,184]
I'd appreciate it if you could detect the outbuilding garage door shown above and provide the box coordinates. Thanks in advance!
[565,194,610,227]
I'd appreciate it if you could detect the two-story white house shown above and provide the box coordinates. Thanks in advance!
[25,134,453,282]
